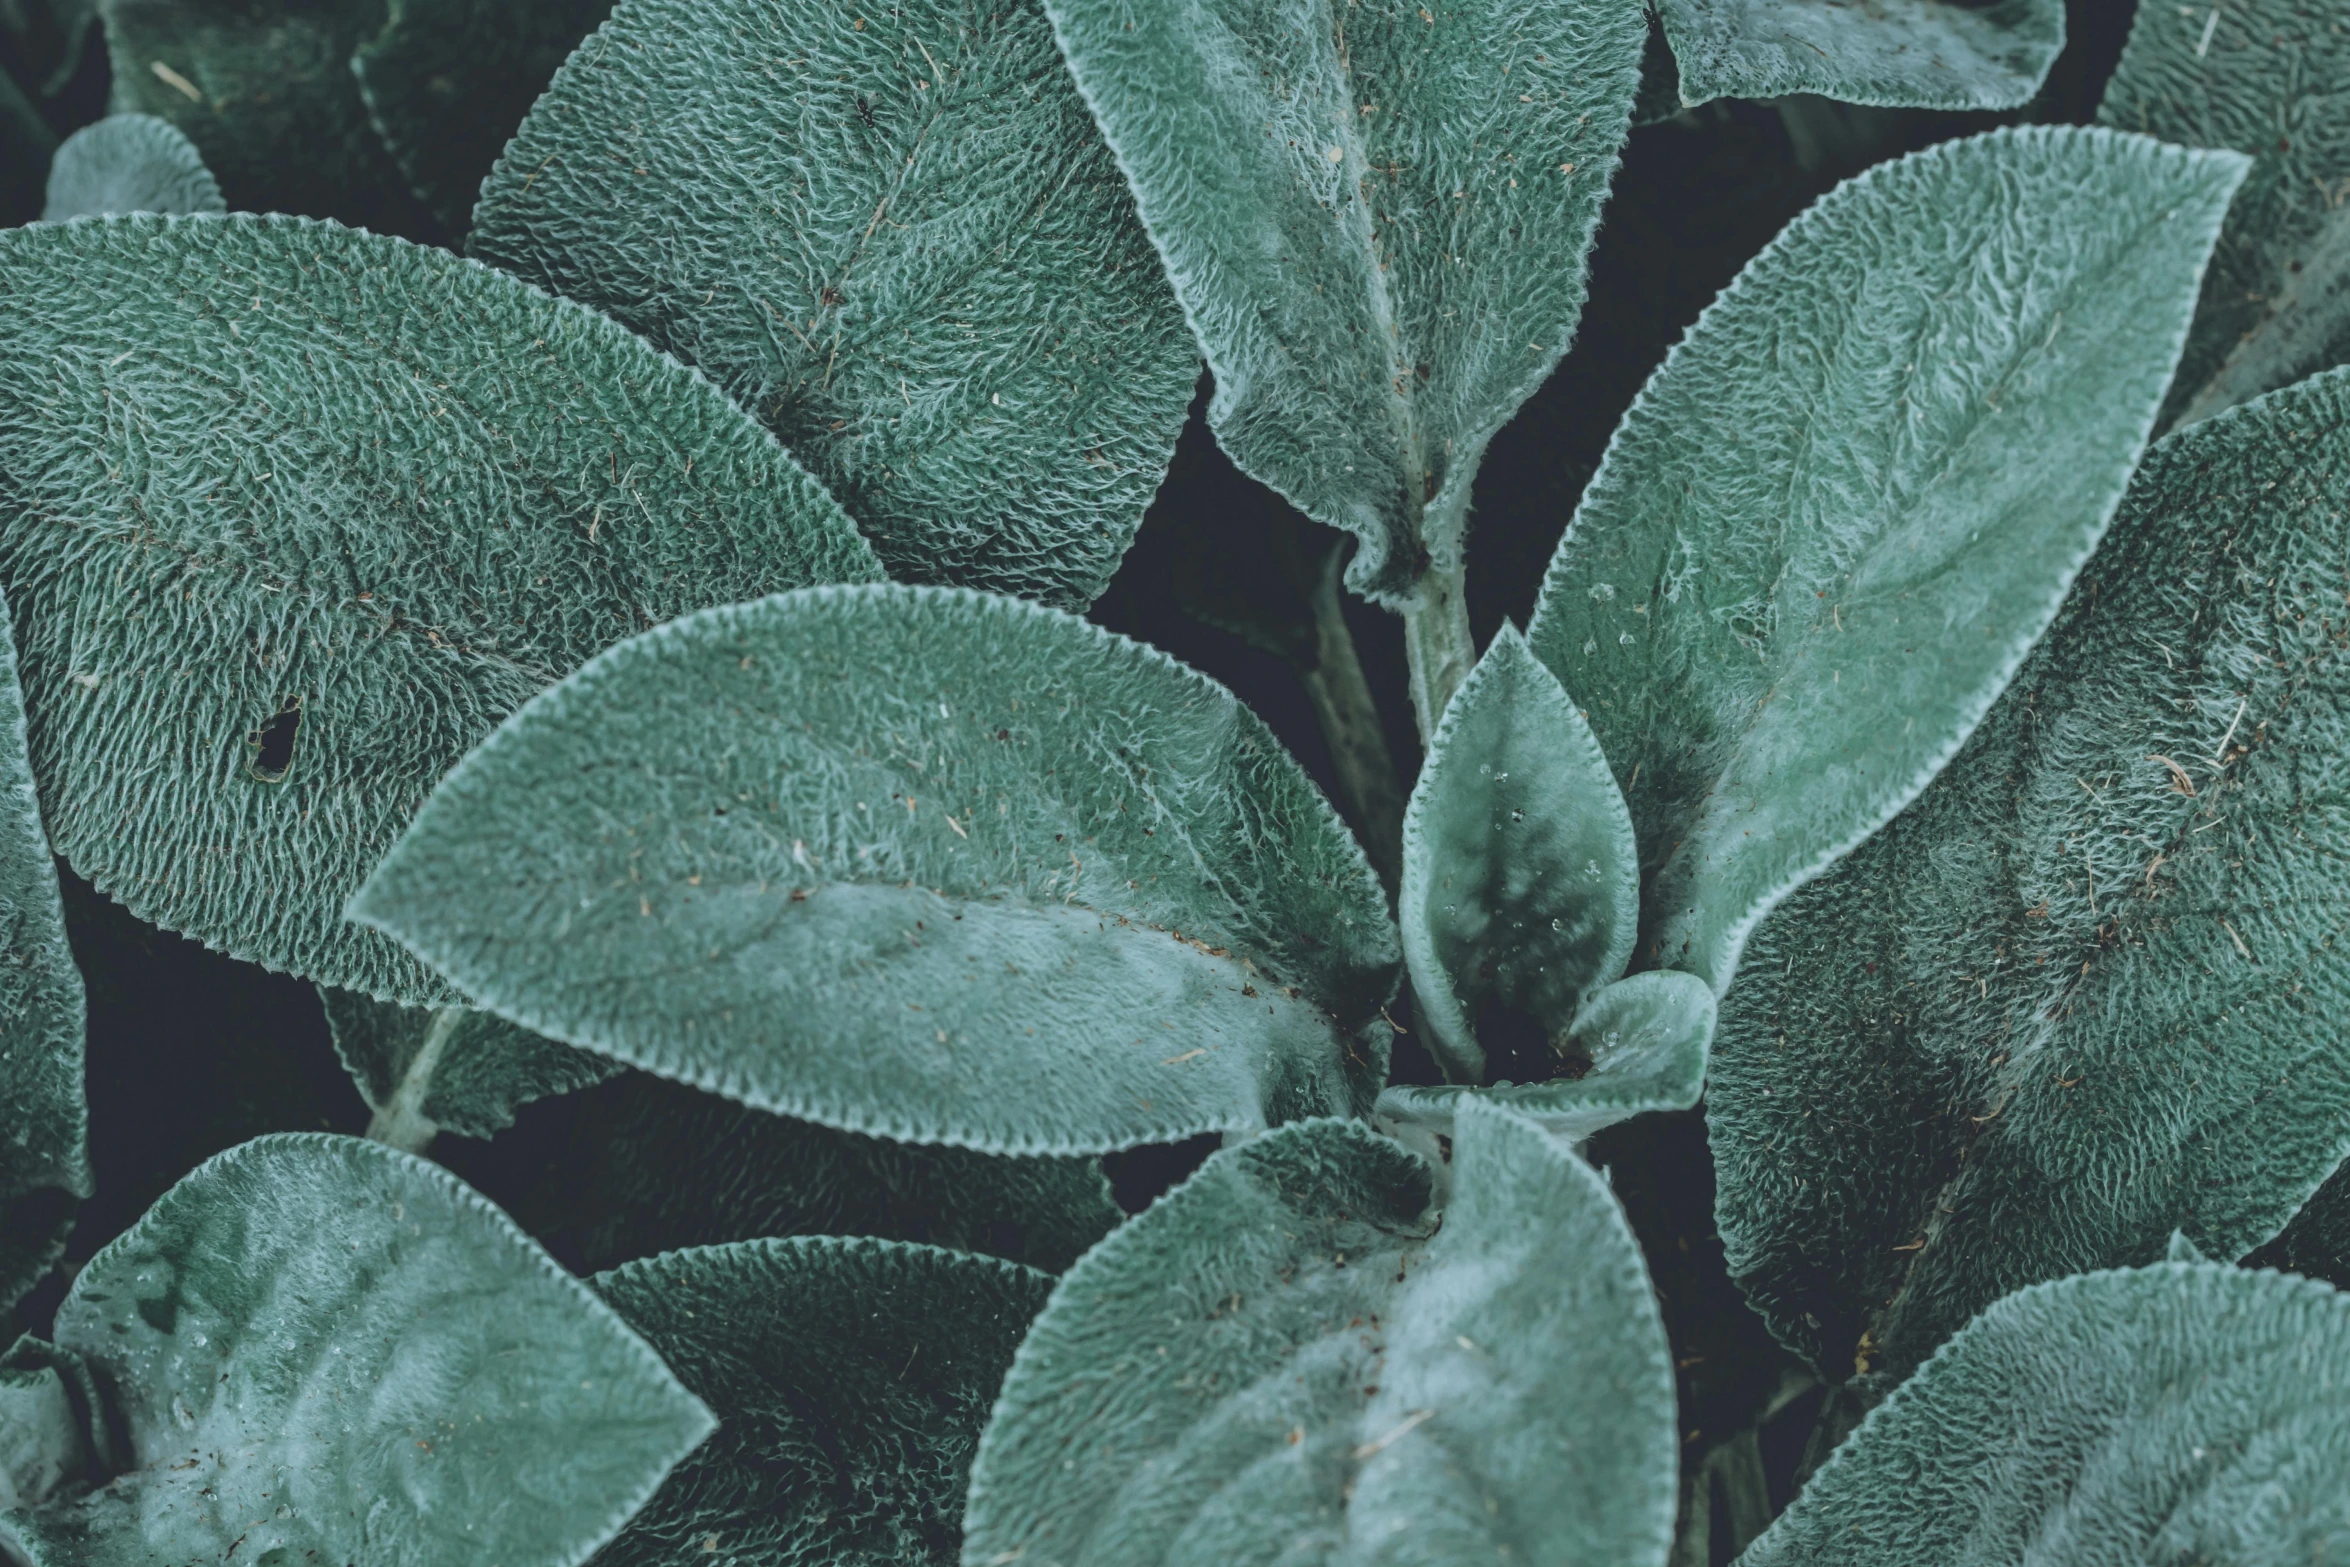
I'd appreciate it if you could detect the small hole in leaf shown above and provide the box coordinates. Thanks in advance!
[247,696,303,782]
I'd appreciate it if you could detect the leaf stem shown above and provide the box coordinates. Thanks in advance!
[365,1005,459,1155]
[1299,547,1405,890]
[1401,562,1476,743]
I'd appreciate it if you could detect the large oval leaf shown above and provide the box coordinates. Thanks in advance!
[2099,0,2350,427]
[41,113,222,220]
[353,583,1397,1154]
[1740,1262,2350,1565]
[1040,0,1646,609]
[1710,366,2350,1385]
[593,1237,1051,1566]
[0,1133,712,1566]
[1654,0,2063,112]
[0,588,86,1316]
[1525,127,2246,991]
[961,1101,1676,1567]
[0,213,880,1002]
[469,0,1195,610]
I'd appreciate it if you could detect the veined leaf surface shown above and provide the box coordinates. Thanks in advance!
[354,584,1398,1155]
[961,1102,1675,1567]
[594,1237,1051,1566]
[470,0,1195,609]
[321,990,619,1146]
[41,114,221,219]
[1654,0,2062,112]
[1710,367,2350,1383]
[1040,0,1646,605]
[0,214,880,1001]
[0,1134,712,1567]
[1526,128,2245,991]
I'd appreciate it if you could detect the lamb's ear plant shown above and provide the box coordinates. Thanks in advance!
[9,0,2350,1563]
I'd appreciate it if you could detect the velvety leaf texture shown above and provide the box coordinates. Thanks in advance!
[1377,968,1713,1142]
[594,1237,1052,1566]
[2099,0,2350,428]
[354,584,1398,1154]
[960,1101,1676,1567]
[352,0,614,233]
[1525,127,2245,991]
[97,0,432,236]
[1041,0,1646,605]
[1740,1263,2350,1565]
[321,989,619,1144]
[1398,624,1637,1083]
[0,213,880,1002]
[1653,0,2064,112]
[1710,366,2350,1385]
[492,1071,1122,1276]
[0,587,86,1318]
[469,0,1195,610]
[0,1134,712,1567]
[41,113,222,219]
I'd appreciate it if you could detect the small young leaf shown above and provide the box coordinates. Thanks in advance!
[0,1134,712,1566]
[320,990,619,1147]
[1710,366,2350,1384]
[1740,1263,2350,1565]
[1039,0,1646,606]
[41,113,223,219]
[1378,968,1713,1142]
[1399,624,1637,1083]
[960,1101,1676,1567]
[352,0,614,233]
[469,0,1196,610]
[0,214,880,1002]
[97,0,433,235]
[592,1237,1052,1566]
[1525,127,2247,991]
[353,584,1398,1155]
[2099,0,2350,427]
[484,1071,1122,1276]
[0,588,87,1317]
[1653,0,2063,112]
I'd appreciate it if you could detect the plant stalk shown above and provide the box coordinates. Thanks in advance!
[365,1004,458,1155]
[1401,562,1476,745]
[1299,547,1405,891]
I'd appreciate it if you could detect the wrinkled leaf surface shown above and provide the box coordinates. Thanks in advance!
[1654,0,2062,111]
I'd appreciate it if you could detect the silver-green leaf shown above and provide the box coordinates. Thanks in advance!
[1740,1263,2350,1565]
[0,1133,712,1567]
[1040,0,1647,609]
[469,0,1196,610]
[1525,127,2246,992]
[352,583,1398,1155]
[1710,365,2350,1385]
[1653,0,2063,112]
[0,213,880,1002]
[1398,623,1637,1083]
[593,1237,1052,1566]
[40,113,222,219]
[960,1100,1676,1567]
[320,990,619,1149]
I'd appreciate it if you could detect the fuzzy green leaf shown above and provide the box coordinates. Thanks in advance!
[593,1237,1051,1566]
[468,0,1195,610]
[960,1101,1676,1567]
[0,213,879,1002]
[1378,968,1712,1142]
[2100,0,2350,428]
[321,991,619,1146]
[1525,127,2246,992]
[1399,624,1636,1083]
[0,1339,109,1512]
[0,588,86,1318]
[353,583,1397,1154]
[489,1072,1122,1276]
[97,0,433,235]
[0,1133,712,1567]
[1710,366,2350,1385]
[1741,1263,2350,1565]
[1040,0,1645,606]
[1653,0,2063,112]
[352,0,613,233]
[41,113,222,219]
